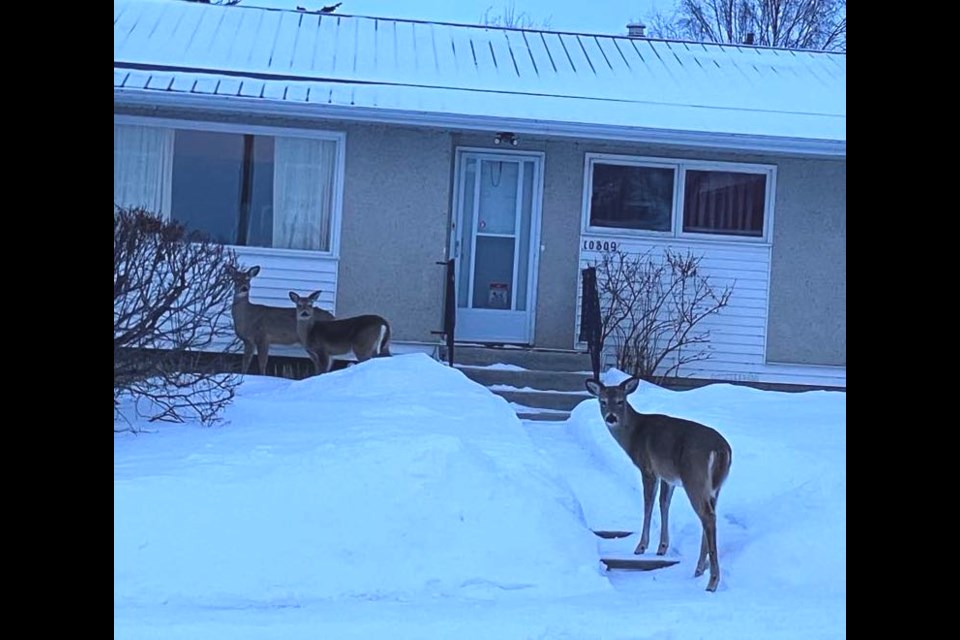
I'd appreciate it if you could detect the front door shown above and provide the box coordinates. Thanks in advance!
[451,149,544,345]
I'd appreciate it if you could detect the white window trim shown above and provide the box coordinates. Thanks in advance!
[113,114,347,258]
[581,152,777,245]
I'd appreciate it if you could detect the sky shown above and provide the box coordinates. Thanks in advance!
[244,0,671,36]
[115,353,846,639]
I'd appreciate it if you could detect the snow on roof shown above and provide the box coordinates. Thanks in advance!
[114,0,845,154]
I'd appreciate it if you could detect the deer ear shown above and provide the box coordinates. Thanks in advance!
[288,291,300,303]
[585,379,602,396]
[308,290,322,303]
[248,265,261,277]
[622,377,640,395]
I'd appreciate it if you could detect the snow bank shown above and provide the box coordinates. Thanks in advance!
[115,354,610,607]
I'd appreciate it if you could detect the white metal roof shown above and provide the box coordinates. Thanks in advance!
[114,0,846,156]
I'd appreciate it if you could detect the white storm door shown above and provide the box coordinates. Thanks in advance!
[451,150,543,344]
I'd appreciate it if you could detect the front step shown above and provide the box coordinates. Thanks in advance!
[600,557,680,571]
[450,346,592,372]
[446,345,595,421]
[592,531,680,572]
[494,389,592,412]
[457,366,590,392]
[515,411,570,422]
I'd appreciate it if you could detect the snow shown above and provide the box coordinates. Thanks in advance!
[115,0,845,148]
[460,362,529,371]
[115,353,846,638]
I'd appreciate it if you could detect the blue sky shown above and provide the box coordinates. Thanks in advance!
[245,0,668,35]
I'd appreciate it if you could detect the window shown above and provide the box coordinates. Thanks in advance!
[590,163,674,232]
[682,170,765,237]
[114,122,342,252]
[585,154,773,240]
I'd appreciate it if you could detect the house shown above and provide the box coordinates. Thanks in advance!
[113,0,845,389]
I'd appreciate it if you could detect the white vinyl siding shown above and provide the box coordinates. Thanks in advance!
[574,235,845,389]
[211,247,340,356]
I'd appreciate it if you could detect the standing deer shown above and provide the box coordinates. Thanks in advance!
[585,377,732,592]
[289,290,392,375]
[227,265,333,375]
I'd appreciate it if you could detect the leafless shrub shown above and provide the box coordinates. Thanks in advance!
[114,206,241,428]
[591,248,733,384]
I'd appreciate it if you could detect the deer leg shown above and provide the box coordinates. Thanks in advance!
[317,349,333,374]
[256,338,270,375]
[657,481,675,555]
[241,339,256,374]
[306,349,322,375]
[634,472,658,555]
[690,494,721,592]
[704,514,720,592]
[695,531,709,577]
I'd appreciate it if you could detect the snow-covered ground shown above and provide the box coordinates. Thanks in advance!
[115,353,846,639]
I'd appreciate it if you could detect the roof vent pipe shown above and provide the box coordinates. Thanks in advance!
[626,22,647,38]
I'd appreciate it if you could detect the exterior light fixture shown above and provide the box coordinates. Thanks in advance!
[494,132,519,146]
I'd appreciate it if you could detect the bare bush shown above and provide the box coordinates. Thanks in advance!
[591,248,733,384]
[114,206,241,428]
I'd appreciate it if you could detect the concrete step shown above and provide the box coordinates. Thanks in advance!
[449,345,593,373]
[493,389,592,412]
[600,557,680,571]
[457,366,591,392]
[516,411,570,422]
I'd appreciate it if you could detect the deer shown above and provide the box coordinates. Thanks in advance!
[226,265,333,375]
[288,290,392,375]
[585,376,733,592]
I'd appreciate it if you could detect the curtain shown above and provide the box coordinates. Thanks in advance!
[272,137,336,251]
[683,170,765,236]
[113,124,174,216]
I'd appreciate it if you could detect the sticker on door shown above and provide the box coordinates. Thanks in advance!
[488,283,509,309]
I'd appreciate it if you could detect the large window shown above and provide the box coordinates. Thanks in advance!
[585,154,774,240]
[114,122,342,252]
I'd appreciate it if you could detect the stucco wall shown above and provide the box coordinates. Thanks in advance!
[115,105,844,364]
[765,159,846,365]
[461,137,847,364]
[337,124,452,342]
[115,106,453,343]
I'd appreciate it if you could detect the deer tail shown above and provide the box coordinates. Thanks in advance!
[708,446,732,508]
[377,323,391,357]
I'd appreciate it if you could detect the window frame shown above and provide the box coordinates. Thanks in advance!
[582,152,777,244]
[114,115,347,258]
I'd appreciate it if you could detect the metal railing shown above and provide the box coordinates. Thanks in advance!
[579,266,602,382]
[432,258,456,366]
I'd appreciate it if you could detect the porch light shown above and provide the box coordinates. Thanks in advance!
[494,132,519,146]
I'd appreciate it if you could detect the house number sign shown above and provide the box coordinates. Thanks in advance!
[582,239,618,252]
